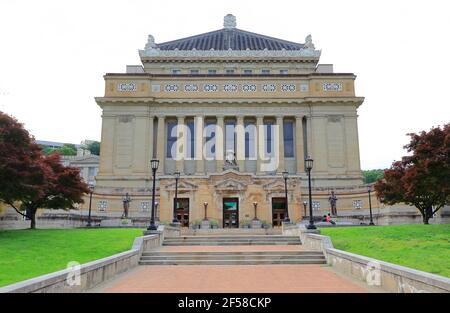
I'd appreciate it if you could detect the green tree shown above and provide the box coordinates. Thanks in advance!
[55,143,77,156]
[86,141,100,155]
[375,124,450,224]
[362,169,385,184]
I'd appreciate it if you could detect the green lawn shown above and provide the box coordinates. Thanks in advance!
[321,224,450,278]
[0,228,143,287]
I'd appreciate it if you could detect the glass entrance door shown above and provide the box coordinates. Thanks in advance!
[175,198,189,227]
[272,197,286,227]
[223,198,239,228]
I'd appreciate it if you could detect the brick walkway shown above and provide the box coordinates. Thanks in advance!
[95,264,371,293]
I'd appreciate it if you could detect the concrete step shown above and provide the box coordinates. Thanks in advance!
[164,236,299,241]
[139,258,326,265]
[162,241,300,246]
[142,251,322,256]
[141,255,325,261]
[139,249,326,265]
[139,259,326,265]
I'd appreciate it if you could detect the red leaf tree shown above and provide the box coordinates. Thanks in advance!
[375,123,450,224]
[0,112,89,229]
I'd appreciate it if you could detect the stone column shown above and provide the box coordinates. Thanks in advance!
[236,116,245,171]
[195,115,204,174]
[216,116,224,172]
[133,115,151,174]
[295,116,304,173]
[176,116,185,173]
[276,116,285,173]
[310,115,328,173]
[256,116,264,174]
[156,116,165,174]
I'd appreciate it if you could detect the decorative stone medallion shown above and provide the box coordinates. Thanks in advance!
[242,84,257,92]
[184,84,199,92]
[223,84,238,92]
[262,84,276,92]
[117,82,137,92]
[281,84,296,92]
[165,84,179,92]
[203,84,218,92]
[323,82,343,92]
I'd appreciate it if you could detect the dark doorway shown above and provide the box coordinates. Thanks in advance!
[272,197,287,227]
[223,198,239,228]
[174,198,189,227]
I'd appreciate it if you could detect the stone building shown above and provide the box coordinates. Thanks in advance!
[90,15,385,227]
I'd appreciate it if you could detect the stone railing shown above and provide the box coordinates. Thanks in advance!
[295,226,450,293]
[0,225,175,293]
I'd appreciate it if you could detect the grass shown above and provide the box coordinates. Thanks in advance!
[0,228,143,287]
[321,224,450,278]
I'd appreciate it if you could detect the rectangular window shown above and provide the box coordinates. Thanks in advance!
[245,122,256,159]
[283,121,294,157]
[205,121,216,160]
[243,69,253,74]
[208,69,217,74]
[225,69,235,74]
[172,69,181,75]
[280,69,288,75]
[190,69,199,74]
[166,122,177,158]
[186,121,195,159]
[264,122,274,157]
[225,121,236,153]
[262,69,270,74]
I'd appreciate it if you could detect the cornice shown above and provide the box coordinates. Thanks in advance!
[95,96,364,106]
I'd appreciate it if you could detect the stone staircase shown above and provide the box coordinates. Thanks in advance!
[162,235,301,246]
[139,235,326,265]
[139,250,325,265]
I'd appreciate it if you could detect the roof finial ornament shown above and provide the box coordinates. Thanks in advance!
[145,34,156,50]
[305,34,315,50]
[224,14,236,29]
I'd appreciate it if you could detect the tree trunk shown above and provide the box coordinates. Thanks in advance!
[30,209,37,229]
[422,207,432,225]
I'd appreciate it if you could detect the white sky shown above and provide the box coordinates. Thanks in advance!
[0,0,449,170]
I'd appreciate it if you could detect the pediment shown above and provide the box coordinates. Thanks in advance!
[262,179,296,192]
[215,178,247,191]
[165,180,198,191]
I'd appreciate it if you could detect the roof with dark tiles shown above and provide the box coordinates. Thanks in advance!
[156,28,304,51]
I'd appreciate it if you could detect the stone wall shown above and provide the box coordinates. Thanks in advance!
[0,227,172,293]
[295,228,450,293]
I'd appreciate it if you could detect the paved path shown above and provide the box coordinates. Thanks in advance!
[94,264,375,293]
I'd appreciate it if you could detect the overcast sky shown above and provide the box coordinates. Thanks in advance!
[0,0,449,170]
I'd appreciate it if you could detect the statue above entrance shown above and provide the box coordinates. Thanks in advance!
[223,149,239,171]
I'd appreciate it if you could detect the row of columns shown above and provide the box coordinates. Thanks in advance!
[149,115,307,175]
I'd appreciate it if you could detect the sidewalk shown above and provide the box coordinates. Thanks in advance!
[93,264,378,293]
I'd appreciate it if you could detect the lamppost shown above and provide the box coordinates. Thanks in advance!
[87,181,95,227]
[172,171,180,224]
[368,185,375,226]
[147,159,159,231]
[305,156,316,229]
[303,201,308,220]
[253,202,258,220]
[203,202,208,221]
[282,171,290,223]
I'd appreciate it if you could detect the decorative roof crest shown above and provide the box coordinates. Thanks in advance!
[224,14,236,29]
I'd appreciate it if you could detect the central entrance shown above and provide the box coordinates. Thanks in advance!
[272,197,287,227]
[223,198,239,228]
[175,198,189,227]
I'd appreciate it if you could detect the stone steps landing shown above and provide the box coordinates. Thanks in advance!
[162,235,301,246]
[139,250,326,265]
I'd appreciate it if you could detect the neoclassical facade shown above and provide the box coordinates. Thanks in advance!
[91,15,371,227]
